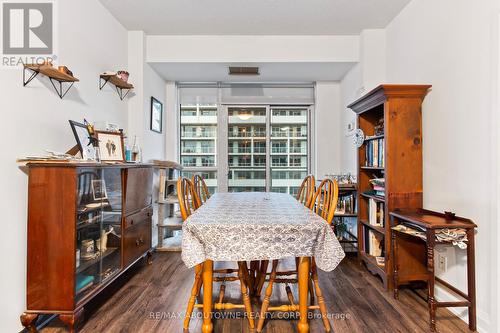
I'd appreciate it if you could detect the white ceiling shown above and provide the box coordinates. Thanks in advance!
[149,62,355,82]
[99,0,411,35]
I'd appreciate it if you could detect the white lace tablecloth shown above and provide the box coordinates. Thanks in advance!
[181,192,345,271]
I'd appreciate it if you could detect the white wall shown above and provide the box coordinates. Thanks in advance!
[146,35,359,63]
[314,82,342,177]
[142,64,166,161]
[165,82,179,162]
[339,64,362,173]
[339,29,386,174]
[127,31,167,162]
[0,0,128,331]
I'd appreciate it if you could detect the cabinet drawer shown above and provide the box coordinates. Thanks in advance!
[124,207,153,230]
[124,168,153,214]
[123,219,151,267]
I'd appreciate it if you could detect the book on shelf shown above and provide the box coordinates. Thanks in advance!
[365,138,385,168]
[375,256,385,267]
[335,193,356,215]
[368,198,384,227]
[76,274,94,293]
[369,177,385,196]
[367,230,383,257]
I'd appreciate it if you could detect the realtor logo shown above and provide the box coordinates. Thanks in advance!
[2,1,53,54]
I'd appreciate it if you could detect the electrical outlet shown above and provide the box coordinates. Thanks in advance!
[438,254,447,272]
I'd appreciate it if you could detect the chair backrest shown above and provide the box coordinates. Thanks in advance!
[296,174,315,207]
[192,174,211,207]
[309,178,339,225]
[177,177,198,221]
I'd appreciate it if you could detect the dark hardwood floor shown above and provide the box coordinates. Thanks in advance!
[41,253,471,333]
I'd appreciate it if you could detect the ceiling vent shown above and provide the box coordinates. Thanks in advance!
[228,66,260,76]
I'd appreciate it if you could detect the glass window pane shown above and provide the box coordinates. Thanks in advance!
[270,108,308,196]
[180,98,218,191]
[228,107,267,192]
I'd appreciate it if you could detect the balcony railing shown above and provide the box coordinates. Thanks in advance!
[182,147,215,154]
[271,147,287,154]
[230,162,252,167]
[253,147,266,153]
[271,131,288,137]
[182,161,215,167]
[272,162,288,167]
[229,147,251,154]
[290,147,306,154]
[181,132,216,138]
[229,131,266,138]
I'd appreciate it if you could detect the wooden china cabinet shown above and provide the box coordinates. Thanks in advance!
[20,163,153,332]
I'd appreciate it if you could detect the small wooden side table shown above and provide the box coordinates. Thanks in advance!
[389,209,477,332]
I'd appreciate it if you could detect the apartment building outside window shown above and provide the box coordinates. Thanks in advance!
[179,84,312,195]
[180,101,218,194]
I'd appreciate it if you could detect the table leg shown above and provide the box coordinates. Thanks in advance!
[202,260,213,333]
[392,224,399,300]
[426,232,436,332]
[298,257,310,333]
[466,229,477,331]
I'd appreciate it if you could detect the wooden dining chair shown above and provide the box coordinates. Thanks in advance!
[177,177,255,331]
[296,174,315,207]
[256,178,339,333]
[191,174,211,208]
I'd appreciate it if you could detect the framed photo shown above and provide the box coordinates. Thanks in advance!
[91,179,108,201]
[69,120,97,160]
[96,131,125,162]
[150,97,163,133]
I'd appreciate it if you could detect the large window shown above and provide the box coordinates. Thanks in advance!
[270,107,309,195]
[179,84,312,195]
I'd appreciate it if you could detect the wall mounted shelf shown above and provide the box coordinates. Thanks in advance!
[99,74,134,100]
[23,64,79,99]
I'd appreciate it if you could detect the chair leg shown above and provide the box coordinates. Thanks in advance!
[257,260,278,332]
[311,259,331,332]
[238,261,255,329]
[184,264,203,331]
[255,260,269,297]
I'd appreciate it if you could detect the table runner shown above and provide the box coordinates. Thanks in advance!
[181,192,345,271]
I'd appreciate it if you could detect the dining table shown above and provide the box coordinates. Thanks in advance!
[181,192,346,333]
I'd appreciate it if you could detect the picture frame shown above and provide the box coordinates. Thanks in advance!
[150,96,163,133]
[69,120,97,160]
[95,131,125,162]
[91,179,108,201]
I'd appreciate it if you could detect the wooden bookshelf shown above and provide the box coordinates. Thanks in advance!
[348,84,431,290]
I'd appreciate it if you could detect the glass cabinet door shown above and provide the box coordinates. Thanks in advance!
[75,168,122,303]
[100,168,122,281]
